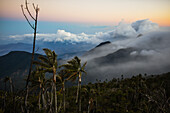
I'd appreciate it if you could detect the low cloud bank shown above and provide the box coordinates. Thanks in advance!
[7,19,170,82]
[9,19,159,44]
[83,30,170,82]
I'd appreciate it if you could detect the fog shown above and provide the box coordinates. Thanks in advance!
[9,19,170,82]
[82,30,170,83]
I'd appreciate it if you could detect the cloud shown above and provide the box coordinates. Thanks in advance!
[83,30,170,82]
[140,50,158,56]
[132,19,159,34]
[77,21,169,82]
[130,51,138,56]
[9,30,102,44]
[130,49,160,56]
[5,19,170,82]
[9,19,159,44]
[112,20,138,38]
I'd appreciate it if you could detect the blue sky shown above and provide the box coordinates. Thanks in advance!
[0,18,170,45]
[0,18,110,35]
[0,18,113,44]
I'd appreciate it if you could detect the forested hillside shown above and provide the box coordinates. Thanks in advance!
[0,71,169,113]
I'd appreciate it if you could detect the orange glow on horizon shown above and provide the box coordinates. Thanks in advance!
[0,0,170,26]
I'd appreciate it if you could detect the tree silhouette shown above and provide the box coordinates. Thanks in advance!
[21,0,40,112]
[58,69,69,112]
[60,56,87,113]
[29,67,47,111]
[33,48,59,113]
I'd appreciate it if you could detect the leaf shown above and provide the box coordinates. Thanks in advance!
[82,61,87,70]
[38,55,51,66]
[66,72,78,81]
[43,48,52,59]
[81,69,87,75]
[33,61,50,68]
[56,75,62,82]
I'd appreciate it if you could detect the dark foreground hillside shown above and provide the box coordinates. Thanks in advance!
[0,72,169,113]
[0,51,65,90]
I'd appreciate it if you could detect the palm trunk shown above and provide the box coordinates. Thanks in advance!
[38,78,42,110]
[63,82,66,112]
[53,66,57,113]
[9,78,15,113]
[76,81,80,104]
[88,99,90,113]
[54,82,57,113]
[38,90,41,110]
[9,78,13,93]
[78,74,81,113]
[58,98,62,112]
[76,74,82,113]
[4,82,6,109]
[21,104,24,113]
[79,81,81,113]
[25,85,29,113]
[96,96,98,111]
[50,85,53,113]
[42,88,46,110]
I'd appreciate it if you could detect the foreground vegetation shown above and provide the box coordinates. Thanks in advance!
[0,48,170,113]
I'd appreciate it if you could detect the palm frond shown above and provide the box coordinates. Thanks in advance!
[54,61,58,68]
[60,64,77,70]
[68,58,77,65]
[81,61,87,70]
[52,51,57,61]
[80,69,87,75]
[43,48,53,58]
[33,61,50,68]
[38,55,51,65]
[41,68,53,73]
[4,76,10,82]
[70,76,77,82]
[56,75,62,82]
[65,72,78,81]
[29,84,39,92]
[74,56,81,66]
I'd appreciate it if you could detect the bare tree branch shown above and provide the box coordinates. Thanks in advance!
[21,1,40,112]
[32,3,36,11]
[25,0,36,21]
[36,5,40,12]
[21,5,35,30]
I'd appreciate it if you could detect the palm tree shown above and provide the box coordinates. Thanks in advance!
[33,48,58,113]
[3,77,9,109]
[29,67,47,111]
[58,69,70,112]
[3,77,14,93]
[3,76,15,112]
[60,56,87,113]
[81,87,98,113]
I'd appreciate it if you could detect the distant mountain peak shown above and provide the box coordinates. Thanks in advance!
[137,34,143,38]
[95,41,111,48]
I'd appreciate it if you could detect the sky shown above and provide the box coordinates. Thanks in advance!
[0,19,162,45]
[0,0,170,26]
[0,0,170,45]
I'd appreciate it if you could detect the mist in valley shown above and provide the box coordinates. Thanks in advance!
[80,20,170,83]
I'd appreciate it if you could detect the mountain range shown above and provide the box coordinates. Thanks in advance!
[1,31,170,88]
[0,51,64,89]
[0,42,94,57]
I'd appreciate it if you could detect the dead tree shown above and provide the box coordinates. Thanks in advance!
[21,0,39,112]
